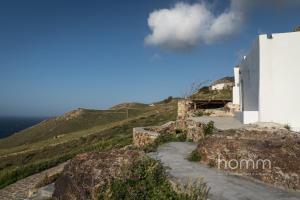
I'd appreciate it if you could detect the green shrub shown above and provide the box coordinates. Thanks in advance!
[143,130,189,152]
[163,96,173,104]
[175,129,187,142]
[203,121,215,136]
[176,178,210,200]
[187,138,194,142]
[98,157,209,200]
[143,133,176,152]
[195,111,204,117]
[187,150,201,162]
[0,154,71,189]
[177,133,187,142]
[198,86,210,94]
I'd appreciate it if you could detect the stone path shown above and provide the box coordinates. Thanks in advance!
[0,162,67,200]
[149,142,300,200]
[192,116,244,130]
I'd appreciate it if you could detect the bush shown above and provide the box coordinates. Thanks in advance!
[0,154,72,189]
[174,129,187,142]
[195,111,204,117]
[143,131,188,153]
[98,157,209,200]
[177,133,187,142]
[143,133,177,152]
[187,138,194,142]
[163,96,173,104]
[203,121,215,136]
[198,86,210,94]
[176,178,210,200]
[187,150,201,162]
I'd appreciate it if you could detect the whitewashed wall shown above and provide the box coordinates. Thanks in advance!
[239,39,260,113]
[233,67,240,105]
[259,32,300,130]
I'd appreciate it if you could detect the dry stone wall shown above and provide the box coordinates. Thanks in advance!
[177,99,193,119]
[133,127,160,147]
[185,119,205,142]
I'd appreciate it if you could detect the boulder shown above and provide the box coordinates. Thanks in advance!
[52,149,144,200]
[197,129,300,190]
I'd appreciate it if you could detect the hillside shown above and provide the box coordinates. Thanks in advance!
[0,104,151,149]
[0,100,178,188]
[190,86,232,100]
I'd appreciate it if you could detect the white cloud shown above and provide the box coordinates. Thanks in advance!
[145,0,300,51]
[145,2,243,50]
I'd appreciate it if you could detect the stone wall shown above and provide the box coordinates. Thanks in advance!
[177,99,193,119]
[185,119,204,142]
[132,127,160,148]
[133,122,176,147]
[132,116,206,146]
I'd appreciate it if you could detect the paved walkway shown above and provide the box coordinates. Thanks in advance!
[192,116,244,130]
[0,162,67,200]
[149,142,300,200]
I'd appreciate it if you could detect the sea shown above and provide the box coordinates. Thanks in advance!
[0,117,49,139]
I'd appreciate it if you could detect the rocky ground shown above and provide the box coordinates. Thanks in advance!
[197,128,300,190]
[52,148,145,200]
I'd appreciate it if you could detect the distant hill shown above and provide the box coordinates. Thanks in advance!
[0,99,178,188]
[0,105,153,149]
[109,102,149,110]
[190,84,233,101]
[210,76,234,86]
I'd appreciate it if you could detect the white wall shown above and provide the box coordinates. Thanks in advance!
[239,39,260,112]
[233,67,240,105]
[259,32,300,130]
[234,111,259,124]
[211,83,226,90]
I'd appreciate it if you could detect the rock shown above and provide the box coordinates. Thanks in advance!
[185,119,205,142]
[225,102,240,113]
[197,129,300,190]
[28,183,55,200]
[52,149,145,200]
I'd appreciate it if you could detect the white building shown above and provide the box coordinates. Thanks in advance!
[210,77,234,91]
[233,31,300,130]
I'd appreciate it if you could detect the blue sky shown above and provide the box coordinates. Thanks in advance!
[0,0,300,117]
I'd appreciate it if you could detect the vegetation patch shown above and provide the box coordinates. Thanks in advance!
[187,150,202,162]
[194,111,204,117]
[0,100,178,188]
[98,157,209,200]
[143,130,187,153]
[203,121,215,137]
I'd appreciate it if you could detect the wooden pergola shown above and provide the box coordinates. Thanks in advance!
[191,99,231,110]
